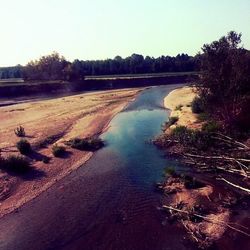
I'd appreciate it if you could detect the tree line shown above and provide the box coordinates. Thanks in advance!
[0,53,196,81]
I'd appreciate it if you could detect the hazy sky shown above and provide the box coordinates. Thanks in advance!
[1,0,250,66]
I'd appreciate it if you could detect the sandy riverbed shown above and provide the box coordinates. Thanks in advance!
[0,88,142,217]
[164,86,202,129]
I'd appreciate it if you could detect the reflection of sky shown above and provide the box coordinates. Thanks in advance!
[97,85,185,188]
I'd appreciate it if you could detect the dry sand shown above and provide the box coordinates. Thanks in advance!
[164,86,202,130]
[0,88,142,217]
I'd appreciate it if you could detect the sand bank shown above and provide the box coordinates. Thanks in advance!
[164,86,201,129]
[0,88,142,217]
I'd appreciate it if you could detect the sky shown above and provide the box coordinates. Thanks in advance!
[0,0,250,66]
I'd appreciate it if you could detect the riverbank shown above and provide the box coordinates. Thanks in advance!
[164,86,201,129]
[159,87,250,248]
[0,88,142,218]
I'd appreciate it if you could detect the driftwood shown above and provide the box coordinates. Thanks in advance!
[213,133,249,149]
[183,153,250,164]
[217,177,250,194]
[163,205,250,237]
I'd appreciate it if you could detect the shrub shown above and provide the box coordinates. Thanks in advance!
[175,104,183,111]
[164,167,178,177]
[182,175,205,189]
[1,155,31,174]
[66,137,104,151]
[191,97,204,114]
[197,112,209,122]
[14,126,25,137]
[52,145,66,157]
[202,120,221,133]
[163,116,179,130]
[171,126,213,150]
[16,139,31,155]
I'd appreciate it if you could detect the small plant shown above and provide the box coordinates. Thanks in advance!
[202,120,221,133]
[16,139,31,155]
[14,126,25,137]
[66,137,104,151]
[42,156,50,164]
[175,104,183,111]
[197,112,209,122]
[182,175,205,189]
[163,116,179,130]
[164,167,178,177]
[0,155,31,174]
[52,144,66,157]
[191,97,204,114]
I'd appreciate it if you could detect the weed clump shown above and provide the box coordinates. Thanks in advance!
[202,120,221,133]
[191,97,204,114]
[14,126,25,137]
[0,155,31,174]
[16,139,31,155]
[66,137,104,151]
[175,104,183,111]
[52,145,66,157]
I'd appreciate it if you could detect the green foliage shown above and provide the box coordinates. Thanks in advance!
[198,31,250,130]
[21,52,196,82]
[16,139,31,155]
[191,97,204,114]
[197,112,209,122]
[163,116,179,130]
[52,145,66,157]
[14,126,25,137]
[171,126,213,150]
[164,167,178,177]
[0,155,31,174]
[175,104,183,111]
[202,120,221,133]
[182,175,205,189]
[66,137,104,151]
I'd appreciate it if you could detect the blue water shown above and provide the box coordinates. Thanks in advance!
[0,84,191,250]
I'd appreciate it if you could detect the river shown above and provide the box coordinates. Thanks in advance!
[0,84,194,250]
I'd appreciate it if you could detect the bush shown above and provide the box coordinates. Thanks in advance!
[164,167,178,177]
[66,137,104,151]
[16,139,31,155]
[1,155,31,174]
[171,126,213,150]
[163,116,179,130]
[175,104,183,111]
[197,112,209,122]
[14,126,25,137]
[52,145,66,157]
[182,175,205,189]
[202,120,221,133]
[191,97,204,114]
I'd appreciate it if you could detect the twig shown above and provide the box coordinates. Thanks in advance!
[163,205,250,237]
[217,177,250,194]
[184,153,250,163]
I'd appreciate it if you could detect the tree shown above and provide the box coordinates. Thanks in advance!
[197,31,250,131]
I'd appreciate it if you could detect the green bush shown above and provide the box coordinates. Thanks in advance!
[164,167,178,177]
[163,116,179,130]
[16,139,31,155]
[202,120,221,133]
[171,126,213,150]
[66,137,104,151]
[175,104,183,111]
[197,112,209,122]
[1,155,31,174]
[191,97,204,114]
[14,126,26,137]
[52,145,66,157]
